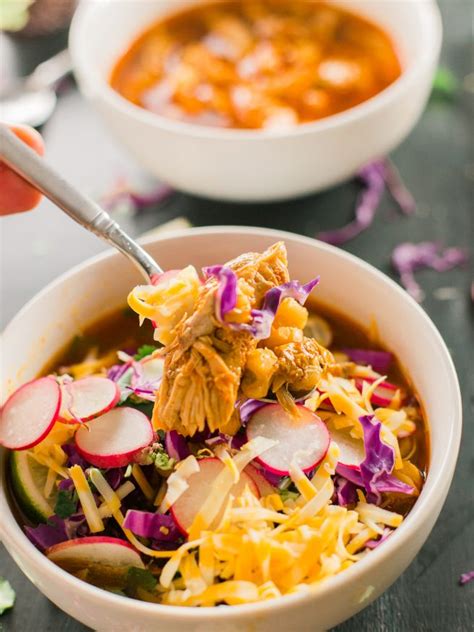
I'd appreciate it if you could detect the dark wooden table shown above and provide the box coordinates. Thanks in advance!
[1,2,473,630]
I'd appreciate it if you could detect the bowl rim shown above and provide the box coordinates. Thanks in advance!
[69,0,442,142]
[0,226,462,622]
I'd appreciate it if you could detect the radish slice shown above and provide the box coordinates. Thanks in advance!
[355,377,399,407]
[328,426,365,469]
[171,458,259,535]
[46,536,144,570]
[59,377,120,424]
[151,269,181,286]
[75,407,153,468]
[246,404,330,476]
[245,464,276,496]
[0,377,61,450]
[139,357,164,384]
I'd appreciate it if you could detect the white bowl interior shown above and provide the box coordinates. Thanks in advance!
[0,228,461,631]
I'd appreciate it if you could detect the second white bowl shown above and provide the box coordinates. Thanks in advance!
[69,0,442,202]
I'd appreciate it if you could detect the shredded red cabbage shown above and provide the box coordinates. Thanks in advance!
[107,362,131,383]
[238,399,268,424]
[105,468,126,491]
[459,571,474,586]
[62,443,88,469]
[391,241,469,302]
[122,510,181,542]
[102,179,174,214]
[318,159,415,246]
[202,265,238,316]
[359,415,414,503]
[125,361,162,402]
[57,478,74,492]
[259,467,284,488]
[165,431,190,461]
[336,415,413,504]
[24,514,88,551]
[334,476,358,506]
[342,348,392,374]
[202,268,320,340]
[24,516,68,551]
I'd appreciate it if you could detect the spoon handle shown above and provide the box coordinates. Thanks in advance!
[0,124,163,281]
[25,49,72,92]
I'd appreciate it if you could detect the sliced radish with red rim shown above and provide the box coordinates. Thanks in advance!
[137,357,164,385]
[246,404,330,476]
[75,407,153,468]
[244,464,276,496]
[0,377,61,450]
[170,458,259,536]
[58,377,120,424]
[150,269,181,286]
[46,536,144,570]
[355,377,400,407]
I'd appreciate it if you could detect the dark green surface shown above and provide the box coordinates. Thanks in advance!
[1,1,473,630]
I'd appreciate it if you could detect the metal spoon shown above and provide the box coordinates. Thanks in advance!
[0,49,72,128]
[0,123,163,281]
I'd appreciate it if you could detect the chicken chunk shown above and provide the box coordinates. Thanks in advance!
[272,336,334,393]
[154,242,289,435]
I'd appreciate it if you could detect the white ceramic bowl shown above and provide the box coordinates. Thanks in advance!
[69,0,442,202]
[0,228,461,631]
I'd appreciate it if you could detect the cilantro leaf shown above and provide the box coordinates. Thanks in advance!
[126,567,157,593]
[54,489,77,518]
[134,345,157,361]
[279,489,300,502]
[152,445,174,472]
[0,577,15,615]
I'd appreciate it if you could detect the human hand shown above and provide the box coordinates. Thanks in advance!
[0,124,44,215]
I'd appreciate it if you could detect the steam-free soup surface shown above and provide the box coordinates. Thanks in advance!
[110,0,401,129]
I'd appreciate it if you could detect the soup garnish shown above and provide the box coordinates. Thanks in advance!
[2,242,426,606]
[110,0,401,130]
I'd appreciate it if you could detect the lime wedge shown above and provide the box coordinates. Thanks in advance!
[10,451,56,523]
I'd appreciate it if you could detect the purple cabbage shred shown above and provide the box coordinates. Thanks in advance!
[122,510,181,542]
[342,348,392,374]
[336,415,413,504]
[203,267,319,340]
[334,476,358,506]
[391,241,469,302]
[318,158,416,246]
[102,179,174,215]
[238,399,268,424]
[459,571,474,586]
[105,468,125,491]
[62,443,88,469]
[165,431,190,461]
[24,516,68,551]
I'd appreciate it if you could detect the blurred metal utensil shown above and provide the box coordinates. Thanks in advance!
[0,49,72,127]
[0,123,163,281]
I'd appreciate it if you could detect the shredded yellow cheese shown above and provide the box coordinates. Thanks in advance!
[131,464,155,501]
[159,455,200,513]
[68,465,104,533]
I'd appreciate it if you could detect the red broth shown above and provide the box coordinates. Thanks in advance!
[110,0,401,130]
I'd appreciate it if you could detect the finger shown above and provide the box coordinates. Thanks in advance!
[0,125,45,215]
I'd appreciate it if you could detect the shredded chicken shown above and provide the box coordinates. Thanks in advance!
[272,337,334,393]
[154,242,289,435]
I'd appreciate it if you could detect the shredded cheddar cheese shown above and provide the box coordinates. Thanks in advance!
[68,465,104,533]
